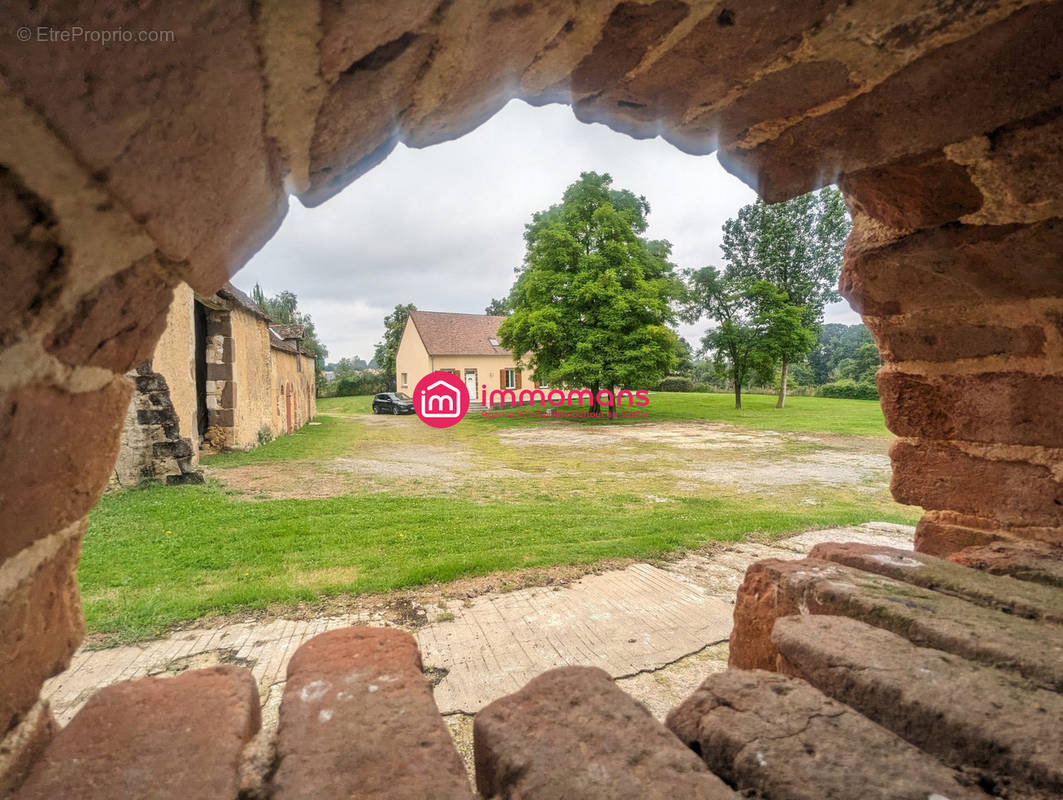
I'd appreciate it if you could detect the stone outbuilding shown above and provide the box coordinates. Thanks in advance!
[110,282,316,487]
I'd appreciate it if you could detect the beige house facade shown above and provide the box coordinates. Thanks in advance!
[111,283,316,487]
[396,311,538,403]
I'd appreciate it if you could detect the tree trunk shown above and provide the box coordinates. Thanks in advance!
[734,382,742,410]
[776,356,790,409]
[590,383,601,415]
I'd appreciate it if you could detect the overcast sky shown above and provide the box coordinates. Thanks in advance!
[238,99,860,363]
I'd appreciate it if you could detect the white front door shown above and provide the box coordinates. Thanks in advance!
[465,370,477,400]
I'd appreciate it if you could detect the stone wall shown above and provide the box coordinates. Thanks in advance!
[1,0,1061,792]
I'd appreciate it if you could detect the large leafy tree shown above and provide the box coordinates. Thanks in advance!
[498,172,680,414]
[685,268,815,410]
[251,284,328,372]
[484,297,510,315]
[373,303,416,389]
[721,187,850,407]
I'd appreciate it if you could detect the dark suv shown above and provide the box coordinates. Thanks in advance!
[372,392,415,415]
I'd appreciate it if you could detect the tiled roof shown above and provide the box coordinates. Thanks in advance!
[408,311,510,356]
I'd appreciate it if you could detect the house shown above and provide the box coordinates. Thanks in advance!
[395,311,539,402]
[110,282,316,487]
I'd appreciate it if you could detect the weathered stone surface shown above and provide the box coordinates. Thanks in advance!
[272,627,472,800]
[666,669,987,800]
[915,511,1007,557]
[474,666,736,800]
[773,615,1063,795]
[0,702,55,798]
[892,441,1063,529]
[306,33,436,205]
[878,371,1063,448]
[841,217,1063,316]
[319,0,439,82]
[723,2,1063,200]
[15,666,258,800]
[0,2,286,291]
[0,530,82,736]
[949,540,1063,588]
[0,380,130,561]
[808,541,1063,623]
[728,557,1063,690]
[839,149,983,229]
[44,257,174,372]
[0,166,64,349]
[867,317,1046,363]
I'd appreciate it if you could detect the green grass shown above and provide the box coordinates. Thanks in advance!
[82,481,916,643]
[461,391,891,437]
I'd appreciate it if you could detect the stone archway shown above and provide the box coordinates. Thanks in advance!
[1,0,1061,793]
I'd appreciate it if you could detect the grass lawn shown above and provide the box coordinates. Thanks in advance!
[83,391,916,643]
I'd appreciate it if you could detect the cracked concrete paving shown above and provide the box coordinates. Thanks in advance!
[43,522,914,774]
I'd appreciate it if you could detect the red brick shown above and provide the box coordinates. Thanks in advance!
[474,666,736,800]
[866,318,1046,363]
[841,218,1063,316]
[773,615,1063,795]
[729,557,1063,690]
[891,441,1063,528]
[839,149,983,229]
[272,627,472,800]
[808,541,1062,623]
[948,540,1063,588]
[667,669,988,800]
[0,534,82,736]
[0,381,130,561]
[0,2,285,292]
[878,371,1063,447]
[721,2,1063,201]
[15,666,259,800]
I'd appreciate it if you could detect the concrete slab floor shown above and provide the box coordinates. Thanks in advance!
[43,523,914,775]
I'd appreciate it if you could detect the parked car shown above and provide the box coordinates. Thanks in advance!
[372,392,415,415]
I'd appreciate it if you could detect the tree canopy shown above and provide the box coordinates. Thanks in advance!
[498,172,681,413]
[718,187,850,406]
[373,303,416,389]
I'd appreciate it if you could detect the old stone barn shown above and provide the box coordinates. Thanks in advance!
[111,282,316,487]
[1,1,1061,799]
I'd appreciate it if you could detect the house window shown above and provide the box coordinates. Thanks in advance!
[505,368,516,389]
[489,337,499,347]
[401,372,408,387]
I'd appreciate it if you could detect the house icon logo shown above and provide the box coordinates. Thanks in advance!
[413,371,470,428]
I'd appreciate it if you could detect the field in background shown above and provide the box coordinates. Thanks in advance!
[82,392,915,643]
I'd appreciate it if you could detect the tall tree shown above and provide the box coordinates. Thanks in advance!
[373,303,416,389]
[251,284,328,371]
[685,268,815,410]
[485,297,510,315]
[721,187,850,407]
[498,172,680,414]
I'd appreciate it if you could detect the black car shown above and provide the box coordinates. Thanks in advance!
[372,392,415,415]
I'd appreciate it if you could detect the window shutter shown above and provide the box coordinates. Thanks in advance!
[500,370,505,390]
[516,370,522,389]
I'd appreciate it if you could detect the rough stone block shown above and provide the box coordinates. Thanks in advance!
[808,541,1063,622]
[841,217,1063,317]
[666,669,987,800]
[891,441,1063,529]
[839,149,983,229]
[271,627,472,800]
[914,512,1006,557]
[867,317,1047,363]
[0,702,55,798]
[0,380,130,561]
[0,531,83,735]
[773,614,1063,795]
[728,557,1063,690]
[14,666,259,800]
[474,666,736,800]
[878,371,1063,448]
[949,540,1063,588]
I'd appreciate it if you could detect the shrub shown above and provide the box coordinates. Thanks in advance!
[657,376,697,392]
[256,426,274,446]
[819,379,879,400]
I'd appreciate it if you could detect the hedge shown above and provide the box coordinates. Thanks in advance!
[657,376,697,392]
[818,379,879,400]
